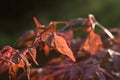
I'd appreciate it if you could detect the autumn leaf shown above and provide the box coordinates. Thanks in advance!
[24,41,33,46]
[41,21,67,35]
[46,33,76,62]
[33,16,45,37]
[47,22,56,33]
[43,43,50,56]
[9,64,19,80]
[33,16,42,30]
[59,30,73,46]
[80,30,103,56]
[40,21,57,36]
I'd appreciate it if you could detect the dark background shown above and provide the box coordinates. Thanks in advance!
[0,0,120,47]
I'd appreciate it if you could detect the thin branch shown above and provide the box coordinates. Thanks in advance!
[19,54,30,80]
[95,21,115,40]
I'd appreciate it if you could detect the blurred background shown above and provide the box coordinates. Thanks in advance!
[0,0,120,48]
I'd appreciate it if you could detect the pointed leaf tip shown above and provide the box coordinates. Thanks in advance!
[46,33,76,62]
[33,16,41,29]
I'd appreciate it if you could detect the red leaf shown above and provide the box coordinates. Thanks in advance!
[46,33,76,62]
[48,22,56,33]
[1,46,16,61]
[43,43,50,56]
[40,22,57,35]
[80,30,103,56]
[41,21,67,35]
[59,30,73,45]
[24,40,33,46]
[33,16,42,29]
[9,64,19,80]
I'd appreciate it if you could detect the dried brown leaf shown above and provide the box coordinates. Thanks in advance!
[80,30,103,56]
[46,33,76,62]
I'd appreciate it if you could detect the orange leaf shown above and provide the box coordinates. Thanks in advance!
[9,64,19,80]
[33,16,42,29]
[41,21,66,35]
[46,33,76,62]
[59,30,73,45]
[48,22,56,32]
[80,30,103,56]
[17,60,25,68]
[41,22,56,35]
[24,40,33,46]
[43,43,50,56]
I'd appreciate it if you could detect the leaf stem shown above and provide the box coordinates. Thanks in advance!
[95,21,115,40]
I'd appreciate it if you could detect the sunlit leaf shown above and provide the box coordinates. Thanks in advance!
[46,33,76,62]
[43,43,50,56]
[33,16,43,30]
[80,30,103,56]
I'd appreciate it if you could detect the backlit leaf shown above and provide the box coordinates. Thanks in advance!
[80,30,103,56]
[43,43,50,56]
[33,16,42,30]
[46,33,76,62]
